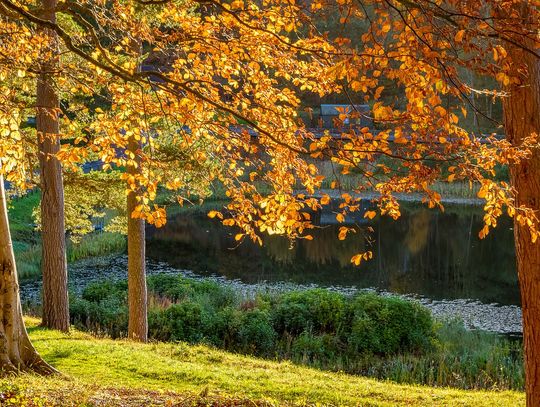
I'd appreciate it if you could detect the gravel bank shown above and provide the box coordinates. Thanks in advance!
[300,189,485,206]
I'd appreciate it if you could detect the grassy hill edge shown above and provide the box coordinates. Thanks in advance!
[0,318,524,406]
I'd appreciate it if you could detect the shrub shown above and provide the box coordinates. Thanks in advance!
[82,280,127,303]
[237,309,276,356]
[67,278,524,391]
[271,289,345,335]
[291,332,341,365]
[346,293,434,355]
[146,274,237,309]
[70,281,129,338]
[147,274,195,302]
[210,307,243,348]
[191,280,237,310]
[70,296,128,338]
[163,301,209,343]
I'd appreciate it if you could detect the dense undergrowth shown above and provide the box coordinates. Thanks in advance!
[70,275,524,391]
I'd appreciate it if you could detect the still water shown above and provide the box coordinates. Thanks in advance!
[147,203,519,306]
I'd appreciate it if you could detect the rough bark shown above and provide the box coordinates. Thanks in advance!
[0,177,56,374]
[127,136,148,342]
[502,37,540,406]
[126,39,148,342]
[36,0,69,332]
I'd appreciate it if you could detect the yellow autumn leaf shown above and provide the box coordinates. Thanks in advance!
[477,188,488,199]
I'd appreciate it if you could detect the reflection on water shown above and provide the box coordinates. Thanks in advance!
[147,204,518,305]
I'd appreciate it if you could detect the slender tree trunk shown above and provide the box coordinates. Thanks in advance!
[36,0,69,332]
[502,36,540,406]
[0,177,55,374]
[127,136,148,342]
[126,39,148,342]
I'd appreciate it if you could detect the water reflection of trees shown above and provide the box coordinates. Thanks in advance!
[147,206,519,305]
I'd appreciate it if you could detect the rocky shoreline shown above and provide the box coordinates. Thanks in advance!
[299,189,485,206]
[20,254,522,335]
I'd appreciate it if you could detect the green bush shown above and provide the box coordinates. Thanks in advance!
[70,296,128,338]
[147,274,236,309]
[271,289,345,335]
[346,293,434,355]
[291,332,341,365]
[163,302,209,343]
[147,274,194,301]
[82,280,127,303]
[210,307,243,348]
[70,281,128,338]
[72,281,434,358]
[237,309,276,356]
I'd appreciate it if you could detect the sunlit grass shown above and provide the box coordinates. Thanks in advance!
[3,318,524,406]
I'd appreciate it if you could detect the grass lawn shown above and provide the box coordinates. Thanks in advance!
[8,191,40,241]
[1,318,524,406]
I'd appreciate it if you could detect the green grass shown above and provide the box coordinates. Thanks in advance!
[8,192,126,280]
[8,191,40,242]
[66,232,126,263]
[13,232,127,280]
[4,318,524,406]
[13,243,42,280]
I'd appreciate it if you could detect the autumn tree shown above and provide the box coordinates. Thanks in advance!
[0,0,335,361]
[299,0,540,403]
[0,19,56,371]
[2,3,539,402]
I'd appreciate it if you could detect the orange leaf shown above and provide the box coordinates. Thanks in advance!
[364,210,376,219]
[351,254,363,266]
[454,30,465,43]
[320,194,331,205]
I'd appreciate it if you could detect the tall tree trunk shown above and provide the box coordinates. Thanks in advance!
[502,36,540,406]
[36,0,69,332]
[0,177,55,374]
[127,136,147,342]
[126,39,148,342]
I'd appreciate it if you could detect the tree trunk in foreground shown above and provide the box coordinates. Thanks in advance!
[37,0,69,332]
[503,37,540,406]
[0,177,55,374]
[127,137,148,342]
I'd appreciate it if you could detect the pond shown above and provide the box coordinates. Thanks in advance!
[20,201,521,334]
[147,202,519,306]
